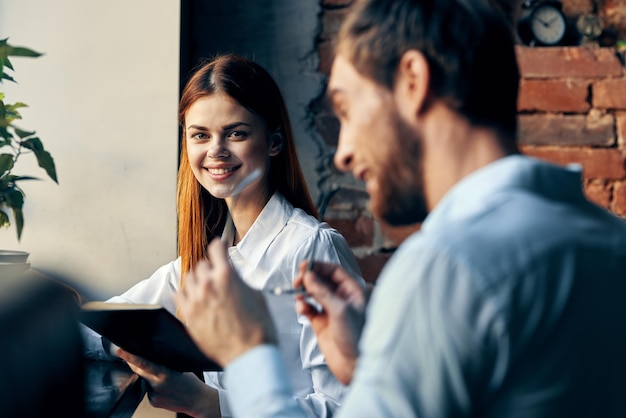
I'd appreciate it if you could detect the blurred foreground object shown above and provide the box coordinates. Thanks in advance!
[0,269,85,417]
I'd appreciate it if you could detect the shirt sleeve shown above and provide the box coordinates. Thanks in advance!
[224,345,307,418]
[291,228,363,417]
[105,258,181,314]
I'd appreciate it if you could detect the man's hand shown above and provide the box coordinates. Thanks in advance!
[116,348,220,417]
[174,238,277,367]
[294,261,367,385]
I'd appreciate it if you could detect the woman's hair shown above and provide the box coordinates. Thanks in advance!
[177,53,318,281]
[337,0,520,142]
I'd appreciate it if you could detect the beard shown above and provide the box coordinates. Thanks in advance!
[369,112,428,226]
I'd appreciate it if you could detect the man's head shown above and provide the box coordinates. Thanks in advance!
[328,0,519,225]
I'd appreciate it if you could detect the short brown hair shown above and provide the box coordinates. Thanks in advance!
[337,0,520,140]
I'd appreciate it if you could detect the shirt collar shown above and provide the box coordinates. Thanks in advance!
[422,155,585,233]
[223,192,291,269]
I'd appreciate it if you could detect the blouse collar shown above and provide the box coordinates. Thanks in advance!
[223,192,292,269]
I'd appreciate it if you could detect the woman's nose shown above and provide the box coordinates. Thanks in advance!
[207,141,230,159]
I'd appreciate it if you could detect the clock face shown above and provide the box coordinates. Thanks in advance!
[530,4,566,45]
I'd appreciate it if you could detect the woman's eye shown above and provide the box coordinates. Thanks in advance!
[190,132,208,141]
[228,130,247,140]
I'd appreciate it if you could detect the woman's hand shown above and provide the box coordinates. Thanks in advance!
[116,348,220,418]
[294,261,367,385]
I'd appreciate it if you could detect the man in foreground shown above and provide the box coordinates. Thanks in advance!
[175,0,626,416]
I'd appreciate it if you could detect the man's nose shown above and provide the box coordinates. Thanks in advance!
[333,134,353,172]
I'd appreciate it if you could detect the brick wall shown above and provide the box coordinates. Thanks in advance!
[518,46,626,216]
[314,0,626,283]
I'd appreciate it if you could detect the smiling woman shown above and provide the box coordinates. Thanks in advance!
[82,53,364,418]
[183,93,280,212]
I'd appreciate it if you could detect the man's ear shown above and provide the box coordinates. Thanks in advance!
[395,49,430,118]
[269,130,283,156]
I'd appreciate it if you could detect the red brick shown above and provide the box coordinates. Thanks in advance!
[600,0,626,41]
[561,0,594,15]
[320,8,348,42]
[356,252,392,284]
[326,216,374,248]
[378,220,420,249]
[518,79,590,112]
[521,146,626,179]
[593,78,626,109]
[617,111,626,147]
[613,180,626,216]
[518,113,615,146]
[515,46,623,78]
[583,179,612,209]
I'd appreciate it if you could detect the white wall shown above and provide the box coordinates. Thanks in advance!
[0,1,180,298]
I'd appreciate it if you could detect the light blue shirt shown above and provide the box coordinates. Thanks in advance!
[224,155,626,417]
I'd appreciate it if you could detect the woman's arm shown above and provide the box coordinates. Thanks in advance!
[291,228,365,416]
[106,258,182,311]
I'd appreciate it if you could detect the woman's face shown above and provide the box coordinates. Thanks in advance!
[184,93,280,204]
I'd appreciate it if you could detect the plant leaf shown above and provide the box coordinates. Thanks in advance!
[0,57,13,83]
[0,209,9,229]
[0,44,43,59]
[35,150,58,183]
[0,127,11,141]
[2,73,15,83]
[22,138,57,183]
[13,127,34,139]
[21,136,44,151]
[8,102,28,111]
[4,187,24,207]
[0,100,6,124]
[2,187,25,240]
[12,206,24,240]
[7,175,40,182]
[0,153,15,174]
[0,175,40,191]
[3,57,14,71]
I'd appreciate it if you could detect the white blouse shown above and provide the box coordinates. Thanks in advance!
[105,192,364,417]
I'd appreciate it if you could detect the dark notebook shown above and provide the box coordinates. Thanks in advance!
[80,302,221,373]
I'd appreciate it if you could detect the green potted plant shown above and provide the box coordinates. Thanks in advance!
[0,38,57,245]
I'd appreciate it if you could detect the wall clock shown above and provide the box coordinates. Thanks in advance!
[517,0,567,46]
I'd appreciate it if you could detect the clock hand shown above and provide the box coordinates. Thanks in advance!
[537,17,551,27]
[546,17,558,26]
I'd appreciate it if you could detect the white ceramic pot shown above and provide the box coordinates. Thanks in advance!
[0,250,30,279]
